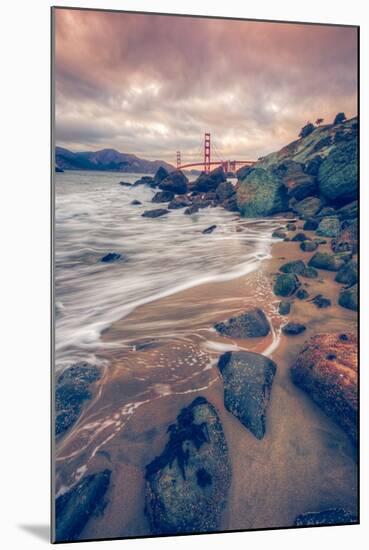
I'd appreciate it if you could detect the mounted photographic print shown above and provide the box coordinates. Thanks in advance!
[51,6,359,543]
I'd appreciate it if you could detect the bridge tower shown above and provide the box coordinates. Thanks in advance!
[176,151,181,169]
[204,132,211,174]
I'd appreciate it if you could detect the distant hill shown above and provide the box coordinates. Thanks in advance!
[55,146,175,174]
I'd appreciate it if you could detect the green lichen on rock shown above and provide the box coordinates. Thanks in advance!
[237,168,288,217]
[318,137,358,205]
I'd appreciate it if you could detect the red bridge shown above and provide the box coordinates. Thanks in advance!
[176,132,256,174]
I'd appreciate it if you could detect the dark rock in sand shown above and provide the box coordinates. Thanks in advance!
[272,229,287,239]
[202,225,217,234]
[282,322,306,335]
[335,260,358,287]
[154,166,170,185]
[215,181,235,201]
[296,289,309,300]
[273,273,300,297]
[318,136,358,205]
[291,232,311,242]
[308,251,349,271]
[237,168,288,217]
[144,396,231,535]
[152,190,175,203]
[214,308,270,339]
[168,195,192,209]
[55,470,111,542]
[293,196,322,219]
[303,218,319,231]
[279,260,306,275]
[184,205,199,215]
[294,508,357,527]
[278,301,291,315]
[316,216,341,238]
[131,199,142,205]
[300,240,318,252]
[218,351,277,439]
[309,294,331,308]
[291,332,358,442]
[301,266,318,279]
[338,284,358,311]
[142,208,169,218]
[55,363,101,437]
[159,170,188,195]
[100,252,122,263]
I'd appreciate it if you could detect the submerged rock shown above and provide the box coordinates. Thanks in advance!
[184,205,199,215]
[55,470,111,542]
[294,508,357,527]
[279,260,306,275]
[131,199,142,205]
[338,284,358,311]
[202,224,217,234]
[100,252,122,263]
[168,195,192,209]
[291,332,358,442]
[119,181,131,187]
[152,190,175,203]
[55,362,101,437]
[282,322,306,335]
[142,208,169,218]
[335,260,358,286]
[218,351,277,439]
[273,273,300,297]
[214,308,270,339]
[144,396,231,535]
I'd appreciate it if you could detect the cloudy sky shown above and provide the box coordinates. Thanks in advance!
[54,8,358,164]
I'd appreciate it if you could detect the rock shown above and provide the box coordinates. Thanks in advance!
[55,470,111,542]
[309,294,331,308]
[237,168,289,217]
[273,273,300,297]
[305,155,323,176]
[314,238,327,245]
[335,260,358,286]
[202,225,217,234]
[296,289,309,300]
[303,218,318,231]
[134,176,155,186]
[221,195,239,211]
[154,166,169,185]
[159,170,188,194]
[218,351,277,439]
[301,266,318,279]
[100,252,121,263]
[142,208,169,218]
[291,332,358,442]
[131,199,142,205]
[144,396,231,535]
[337,200,358,220]
[168,195,192,209]
[282,322,306,335]
[214,308,270,339]
[192,167,226,193]
[215,181,235,201]
[291,232,311,242]
[272,229,287,239]
[286,223,296,231]
[279,301,291,315]
[294,508,357,527]
[316,216,341,237]
[308,251,348,271]
[293,196,322,219]
[338,284,358,311]
[273,160,317,200]
[279,260,306,275]
[55,362,101,437]
[55,165,64,173]
[184,205,199,215]
[119,181,132,187]
[318,136,358,205]
[316,206,336,218]
[331,219,357,254]
[300,240,318,252]
[152,190,175,203]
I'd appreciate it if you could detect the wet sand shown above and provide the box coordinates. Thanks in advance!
[55,219,358,539]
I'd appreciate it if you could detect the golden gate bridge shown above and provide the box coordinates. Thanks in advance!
[176,132,256,174]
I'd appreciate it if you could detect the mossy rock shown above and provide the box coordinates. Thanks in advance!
[300,240,318,252]
[237,168,288,217]
[338,284,358,311]
[335,260,358,286]
[278,301,291,315]
[308,252,348,271]
[318,137,358,204]
[301,266,319,279]
[279,260,306,275]
[273,273,300,297]
[293,196,322,219]
[316,216,341,238]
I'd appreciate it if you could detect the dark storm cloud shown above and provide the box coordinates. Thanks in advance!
[54,9,358,162]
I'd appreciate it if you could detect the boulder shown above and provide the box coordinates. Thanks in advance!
[142,208,169,218]
[55,362,101,437]
[218,351,277,439]
[331,219,358,254]
[301,266,318,279]
[278,301,291,315]
[305,155,323,176]
[338,284,358,311]
[145,396,231,535]
[282,322,306,335]
[279,260,306,275]
[159,170,188,194]
[294,508,357,527]
[300,240,318,252]
[308,252,348,271]
[55,470,111,542]
[291,332,358,442]
[335,260,358,286]
[293,196,322,219]
[273,273,300,297]
[152,190,175,203]
[202,225,217,234]
[168,195,192,209]
[318,137,358,205]
[214,308,270,339]
[316,216,341,238]
[336,200,358,220]
[273,160,317,200]
[215,181,235,201]
[237,168,289,217]
[303,218,319,231]
[192,167,226,193]
[100,252,122,263]
[154,166,170,185]
[296,289,309,300]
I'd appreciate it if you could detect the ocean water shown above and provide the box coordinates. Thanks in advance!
[54,170,282,370]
